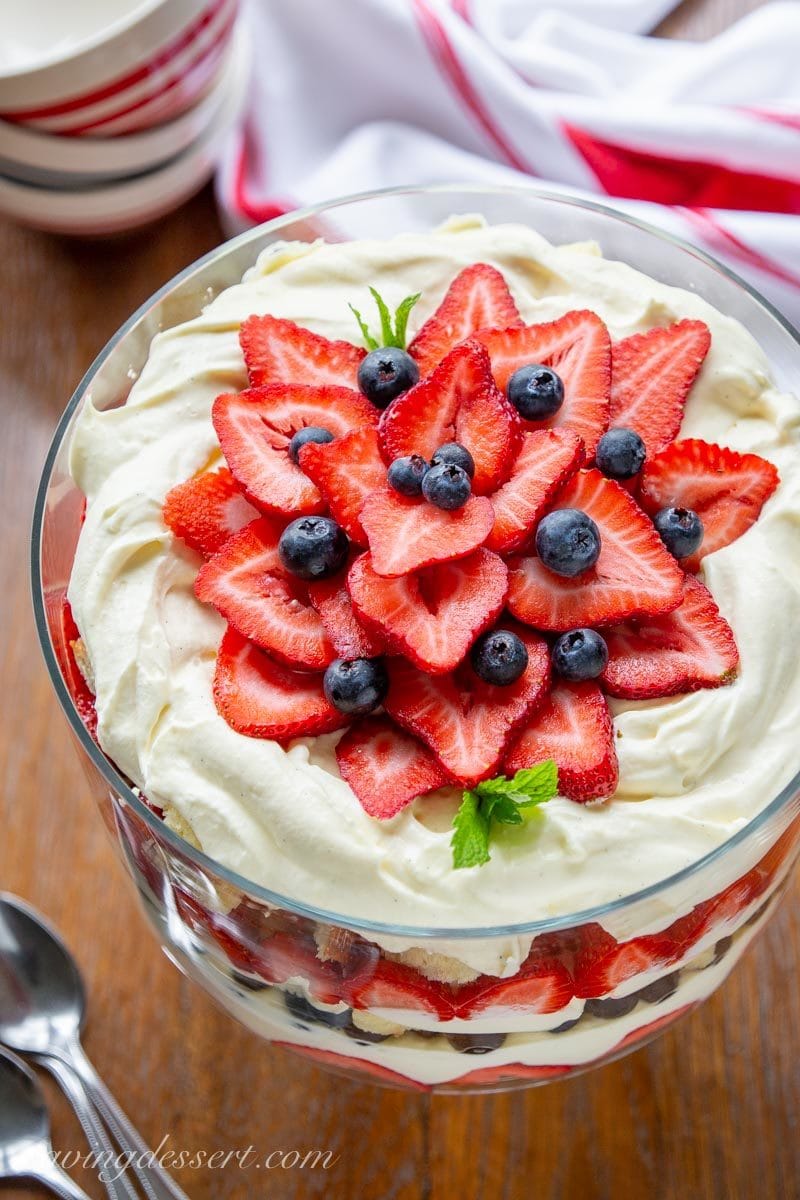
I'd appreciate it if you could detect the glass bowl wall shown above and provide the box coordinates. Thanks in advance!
[32,186,800,1093]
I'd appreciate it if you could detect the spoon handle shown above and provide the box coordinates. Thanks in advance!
[29,1159,94,1200]
[37,1055,140,1200]
[63,1038,190,1200]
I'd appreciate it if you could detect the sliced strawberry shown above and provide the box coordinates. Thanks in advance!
[384,626,551,785]
[195,518,335,670]
[336,715,450,819]
[254,932,343,1004]
[455,956,573,1017]
[601,574,739,700]
[299,426,386,545]
[240,314,365,388]
[507,469,684,631]
[504,681,618,804]
[487,428,583,555]
[360,489,495,577]
[573,930,678,999]
[345,958,456,1020]
[59,596,98,741]
[613,1004,696,1053]
[610,320,711,456]
[162,467,259,558]
[307,565,385,660]
[212,384,377,516]
[408,262,522,377]
[348,549,508,674]
[478,310,611,456]
[379,339,520,494]
[277,1043,431,1091]
[455,1062,571,1087]
[639,438,779,570]
[213,627,347,741]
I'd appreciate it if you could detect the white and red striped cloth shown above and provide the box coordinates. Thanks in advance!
[216,0,800,324]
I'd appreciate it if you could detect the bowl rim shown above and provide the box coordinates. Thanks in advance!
[31,181,800,940]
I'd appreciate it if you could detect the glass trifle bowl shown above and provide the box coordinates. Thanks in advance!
[32,185,800,1093]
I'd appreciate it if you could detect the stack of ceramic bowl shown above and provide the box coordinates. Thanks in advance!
[0,0,249,236]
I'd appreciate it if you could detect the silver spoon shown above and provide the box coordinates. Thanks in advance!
[0,1045,91,1200]
[0,894,189,1200]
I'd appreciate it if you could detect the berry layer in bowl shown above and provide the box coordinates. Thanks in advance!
[34,186,800,1092]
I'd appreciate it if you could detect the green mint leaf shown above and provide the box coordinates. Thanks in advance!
[451,761,558,869]
[348,289,421,350]
[348,303,379,351]
[393,292,421,348]
[451,790,491,869]
[369,287,396,347]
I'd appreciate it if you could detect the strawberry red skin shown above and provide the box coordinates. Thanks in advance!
[504,681,618,803]
[240,314,365,388]
[454,956,574,1017]
[601,574,740,700]
[212,384,377,517]
[59,596,98,741]
[380,339,521,495]
[508,468,684,631]
[610,320,711,457]
[478,310,611,456]
[162,467,258,558]
[307,565,385,660]
[276,1042,431,1091]
[573,930,678,999]
[195,518,336,670]
[408,262,522,378]
[299,425,387,545]
[344,958,457,1020]
[487,428,584,555]
[213,627,347,741]
[639,437,779,570]
[384,626,551,785]
[336,715,450,819]
[360,489,495,577]
[347,549,508,674]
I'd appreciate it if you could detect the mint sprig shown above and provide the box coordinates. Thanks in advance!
[349,288,421,351]
[451,761,558,869]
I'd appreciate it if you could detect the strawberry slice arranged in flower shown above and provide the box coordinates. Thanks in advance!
[347,548,508,674]
[298,426,387,545]
[505,681,618,803]
[384,626,551,785]
[601,574,739,699]
[335,715,450,818]
[610,320,711,457]
[240,314,365,388]
[478,310,611,456]
[408,262,522,378]
[213,628,347,741]
[213,384,377,516]
[307,563,386,660]
[508,469,684,631]
[195,518,336,670]
[163,467,259,558]
[455,956,574,1017]
[639,438,779,570]
[360,489,495,577]
[379,339,520,494]
[487,428,584,555]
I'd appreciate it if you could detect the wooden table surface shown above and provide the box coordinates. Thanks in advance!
[1,2,796,1198]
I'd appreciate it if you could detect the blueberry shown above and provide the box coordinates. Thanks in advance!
[357,347,419,409]
[595,427,646,480]
[421,462,471,510]
[284,991,351,1030]
[343,1022,390,1045]
[288,425,334,464]
[471,629,529,686]
[635,972,680,1005]
[535,509,601,577]
[551,1016,581,1034]
[584,994,639,1019]
[387,454,429,497]
[323,658,388,716]
[278,516,348,580]
[653,507,703,559]
[507,364,565,420]
[447,1032,506,1054]
[552,628,608,681]
[430,441,475,479]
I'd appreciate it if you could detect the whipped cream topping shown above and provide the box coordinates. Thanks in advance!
[68,219,800,945]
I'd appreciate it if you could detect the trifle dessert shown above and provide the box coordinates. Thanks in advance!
[59,213,800,1091]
